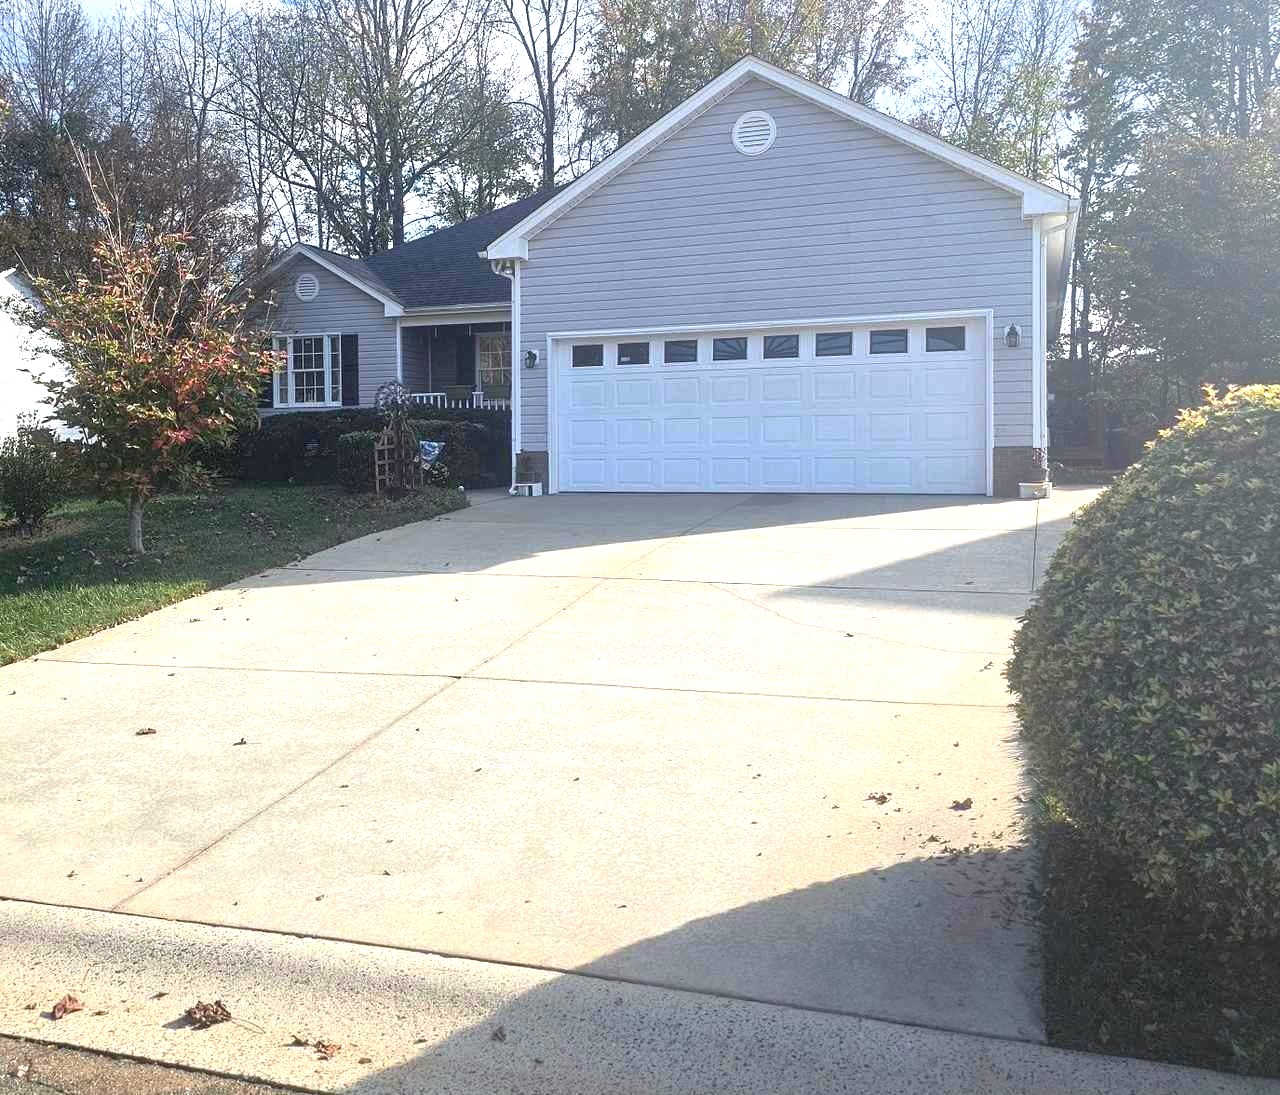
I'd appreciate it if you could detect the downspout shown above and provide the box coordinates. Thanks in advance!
[489,257,521,493]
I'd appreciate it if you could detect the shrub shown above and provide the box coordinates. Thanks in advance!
[1008,385,1280,941]
[0,415,68,532]
[225,408,506,488]
[336,431,378,493]
[411,419,489,488]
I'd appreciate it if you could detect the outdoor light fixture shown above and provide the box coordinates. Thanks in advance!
[1004,323,1022,348]
[524,349,538,369]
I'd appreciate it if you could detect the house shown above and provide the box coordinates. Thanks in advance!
[253,57,1076,497]
[0,269,67,439]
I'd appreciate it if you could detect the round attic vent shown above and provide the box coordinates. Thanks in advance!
[732,110,776,156]
[294,271,319,302]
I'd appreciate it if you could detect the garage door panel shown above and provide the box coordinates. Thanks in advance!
[555,318,988,494]
[710,417,751,444]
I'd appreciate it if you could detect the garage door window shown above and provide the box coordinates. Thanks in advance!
[870,329,908,354]
[815,331,853,357]
[664,339,698,364]
[572,343,604,367]
[926,326,966,352]
[713,337,748,361]
[617,341,650,365]
[764,334,799,359]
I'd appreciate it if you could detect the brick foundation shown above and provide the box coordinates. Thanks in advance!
[992,446,1046,498]
[516,450,549,490]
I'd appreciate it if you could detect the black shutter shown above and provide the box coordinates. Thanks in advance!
[257,338,275,408]
[340,334,360,406]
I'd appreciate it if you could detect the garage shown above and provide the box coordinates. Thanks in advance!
[551,315,992,495]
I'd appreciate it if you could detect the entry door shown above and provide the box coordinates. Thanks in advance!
[553,318,989,494]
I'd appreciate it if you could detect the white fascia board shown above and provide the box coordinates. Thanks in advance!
[399,303,511,328]
[484,57,1075,258]
[260,244,405,317]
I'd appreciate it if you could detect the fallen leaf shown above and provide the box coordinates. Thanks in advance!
[23,1002,37,1010]
[358,1056,372,1064]
[951,797,974,811]
[150,992,169,1000]
[314,1041,341,1060]
[232,737,247,746]
[184,1000,232,1028]
[135,728,157,736]
[491,1025,507,1043]
[865,791,891,805]
[52,995,84,1020]
[92,1010,107,1016]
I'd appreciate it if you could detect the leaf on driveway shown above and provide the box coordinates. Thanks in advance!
[865,791,892,805]
[135,728,157,736]
[184,1000,232,1028]
[51,995,84,1020]
[314,1041,341,1060]
[951,797,974,811]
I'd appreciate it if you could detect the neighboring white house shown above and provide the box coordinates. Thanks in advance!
[0,268,65,438]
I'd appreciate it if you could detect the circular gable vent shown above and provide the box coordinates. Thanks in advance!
[295,271,319,302]
[732,110,776,156]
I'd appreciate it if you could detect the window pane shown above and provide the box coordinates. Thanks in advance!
[617,341,649,365]
[869,329,908,354]
[926,326,966,352]
[712,336,747,361]
[663,339,698,363]
[292,335,326,403]
[328,335,341,403]
[572,343,604,367]
[815,331,853,356]
[763,334,799,359]
[478,332,512,385]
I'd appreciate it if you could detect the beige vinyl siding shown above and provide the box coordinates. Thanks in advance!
[256,257,399,407]
[517,77,1036,451]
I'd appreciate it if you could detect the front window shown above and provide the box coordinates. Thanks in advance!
[477,331,512,387]
[272,334,340,406]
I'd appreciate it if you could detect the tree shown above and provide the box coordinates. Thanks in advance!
[914,0,1075,177]
[499,0,584,187]
[577,0,913,158]
[1094,123,1280,412]
[18,161,269,554]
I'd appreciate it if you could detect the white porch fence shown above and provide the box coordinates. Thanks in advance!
[410,391,511,411]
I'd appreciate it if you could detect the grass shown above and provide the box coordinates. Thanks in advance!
[0,483,467,665]
[1038,810,1280,1078]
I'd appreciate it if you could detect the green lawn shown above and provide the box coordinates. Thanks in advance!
[1039,812,1280,1078]
[0,484,467,665]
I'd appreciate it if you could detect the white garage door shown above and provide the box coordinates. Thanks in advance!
[553,316,990,494]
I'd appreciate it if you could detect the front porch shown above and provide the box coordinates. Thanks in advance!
[402,321,512,411]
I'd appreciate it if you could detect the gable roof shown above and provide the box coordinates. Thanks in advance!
[257,189,559,315]
[364,190,557,310]
[483,57,1077,262]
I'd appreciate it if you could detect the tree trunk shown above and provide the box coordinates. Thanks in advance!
[127,490,146,556]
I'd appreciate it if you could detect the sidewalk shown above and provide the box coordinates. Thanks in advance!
[2,901,1274,1095]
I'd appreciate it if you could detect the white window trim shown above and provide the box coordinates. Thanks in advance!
[271,333,343,408]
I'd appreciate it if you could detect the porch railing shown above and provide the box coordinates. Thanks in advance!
[410,391,511,411]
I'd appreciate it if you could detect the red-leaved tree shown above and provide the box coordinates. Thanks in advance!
[21,165,272,555]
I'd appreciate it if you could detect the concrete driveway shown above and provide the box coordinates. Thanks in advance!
[1,488,1097,1080]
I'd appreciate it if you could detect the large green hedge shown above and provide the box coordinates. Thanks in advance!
[220,407,508,488]
[1008,386,1280,940]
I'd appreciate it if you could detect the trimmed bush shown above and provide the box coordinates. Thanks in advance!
[0,416,68,532]
[1008,385,1280,941]
[411,419,489,488]
[336,431,379,493]
[224,408,506,488]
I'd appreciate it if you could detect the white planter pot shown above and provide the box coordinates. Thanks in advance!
[1019,481,1052,500]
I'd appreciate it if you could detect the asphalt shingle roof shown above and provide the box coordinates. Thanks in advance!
[336,190,559,310]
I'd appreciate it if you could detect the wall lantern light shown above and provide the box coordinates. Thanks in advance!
[1004,323,1022,348]
[524,349,538,369]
